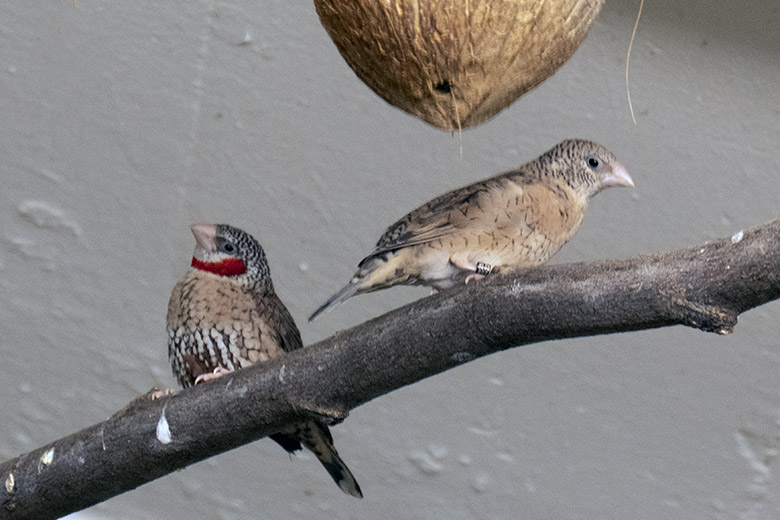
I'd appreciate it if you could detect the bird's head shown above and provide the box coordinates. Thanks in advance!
[189,223,271,285]
[545,139,634,199]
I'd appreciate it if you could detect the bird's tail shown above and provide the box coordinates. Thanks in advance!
[299,421,363,498]
[308,282,360,322]
[309,253,412,322]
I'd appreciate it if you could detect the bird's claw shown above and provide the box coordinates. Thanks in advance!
[148,387,176,400]
[194,366,233,385]
[465,273,485,284]
[452,257,493,284]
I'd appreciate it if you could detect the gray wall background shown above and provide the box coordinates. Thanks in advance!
[2,1,779,519]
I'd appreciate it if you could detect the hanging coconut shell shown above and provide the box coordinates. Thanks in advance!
[314,0,605,130]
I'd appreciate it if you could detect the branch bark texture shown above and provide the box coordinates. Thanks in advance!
[2,220,780,519]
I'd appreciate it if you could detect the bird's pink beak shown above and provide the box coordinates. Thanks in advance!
[191,224,217,253]
[601,163,634,189]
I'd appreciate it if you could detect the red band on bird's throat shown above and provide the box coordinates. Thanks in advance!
[191,257,246,276]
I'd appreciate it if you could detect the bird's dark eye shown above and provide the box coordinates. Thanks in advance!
[587,157,601,170]
[217,238,237,254]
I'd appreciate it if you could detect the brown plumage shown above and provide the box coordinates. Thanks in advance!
[309,138,633,321]
[167,223,362,498]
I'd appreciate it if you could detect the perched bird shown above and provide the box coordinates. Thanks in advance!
[309,138,633,321]
[167,223,362,498]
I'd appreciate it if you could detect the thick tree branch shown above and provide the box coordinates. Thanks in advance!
[2,220,780,519]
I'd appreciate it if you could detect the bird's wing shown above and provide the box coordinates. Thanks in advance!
[361,180,498,262]
[267,293,304,354]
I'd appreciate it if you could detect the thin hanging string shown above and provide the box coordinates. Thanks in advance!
[626,0,645,125]
[451,89,463,157]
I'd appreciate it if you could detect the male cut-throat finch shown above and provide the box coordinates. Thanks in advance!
[167,223,362,498]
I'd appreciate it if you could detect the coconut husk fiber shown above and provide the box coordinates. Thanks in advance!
[314,0,605,130]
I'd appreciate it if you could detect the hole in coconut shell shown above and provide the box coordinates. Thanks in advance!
[433,81,451,94]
